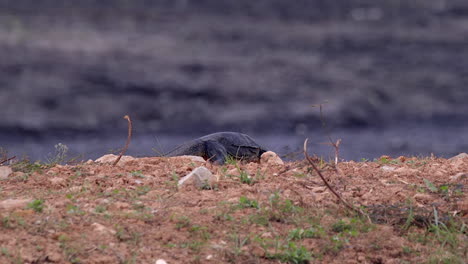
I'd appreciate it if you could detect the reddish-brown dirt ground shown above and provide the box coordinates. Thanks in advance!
[0,153,466,264]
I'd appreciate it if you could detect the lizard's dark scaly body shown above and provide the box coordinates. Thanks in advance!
[164,132,267,164]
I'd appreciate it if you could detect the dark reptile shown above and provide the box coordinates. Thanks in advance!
[164,132,267,164]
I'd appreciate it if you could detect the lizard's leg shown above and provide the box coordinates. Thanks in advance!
[205,140,228,165]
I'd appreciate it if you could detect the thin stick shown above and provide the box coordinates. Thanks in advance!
[113,115,132,166]
[0,156,16,165]
[304,139,369,219]
[318,104,342,165]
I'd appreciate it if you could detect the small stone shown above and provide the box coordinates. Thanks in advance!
[206,254,213,260]
[68,186,81,193]
[413,193,433,203]
[397,156,406,162]
[93,255,116,264]
[260,151,284,165]
[450,172,467,183]
[0,198,33,211]
[49,177,66,186]
[91,222,116,235]
[46,251,62,262]
[251,245,265,257]
[226,168,239,177]
[395,167,419,176]
[178,166,216,189]
[134,180,143,185]
[110,202,130,210]
[169,155,206,163]
[381,165,396,171]
[450,158,466,171]
[0,166,12,179]
[449,153,468,160]
[95,154,135,164]
[155,259,168,264]
[456,200,468,215]
[311,186,327,193]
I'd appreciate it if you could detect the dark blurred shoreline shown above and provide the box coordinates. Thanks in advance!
[2,121,468,162]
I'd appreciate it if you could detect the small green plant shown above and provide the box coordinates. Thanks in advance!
[94,205,107,214]
[268,242,311,264]
[238,196,259,209]
[11,159,43,174]
[331,220,353,233]
[66,204,84,215]
[130,170,145,178]
[239,169,253,184]
[424,179,438,192]
[229,233,250,257]
[27,199,45,213]
[288,227,323,240]
[175,216,191,230]
[225,156,238,165]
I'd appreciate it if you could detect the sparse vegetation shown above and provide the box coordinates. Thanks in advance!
[0,154,465,263]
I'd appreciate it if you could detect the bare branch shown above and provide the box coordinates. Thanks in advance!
[113,115,132,166]
[304,138,369,220]
[0,156,16,165]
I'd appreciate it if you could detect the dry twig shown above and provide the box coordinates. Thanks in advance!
[314,103,342,165]
[113,115,132,166]
[304,138,369,220]
[0,156,16,165]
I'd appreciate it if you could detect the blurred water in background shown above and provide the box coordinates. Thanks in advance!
[1,0,467,161]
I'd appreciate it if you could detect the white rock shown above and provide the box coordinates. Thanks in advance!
[381,165,396,171]
[178,166,216,189]
[449,153,468,160]
[155,259,168,264]
[260,151,284,165]
[0,198,32,211]
[95,154,135,164]
[0,166,12,179]
[169,155,206,163]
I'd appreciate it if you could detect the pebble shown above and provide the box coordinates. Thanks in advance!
[0,166,12,179]
[0,198,33,211]
[178,166,217,189]
[260,151,284,165]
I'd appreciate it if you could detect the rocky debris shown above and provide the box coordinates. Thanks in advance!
[178,166,217,189]
[155,259,168,264]
[0,166,12,179]
[0,198,33,211]
[449,153,468,160]
[95,154,136,164]
[260,151,284,165]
